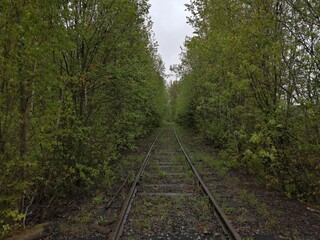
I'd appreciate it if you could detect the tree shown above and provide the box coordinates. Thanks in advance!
[0,0,168,235]
[173,0,320,202]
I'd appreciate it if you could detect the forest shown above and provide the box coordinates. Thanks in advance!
[0,0,167,235]
[1,0,320,237]
[170,0,319,204]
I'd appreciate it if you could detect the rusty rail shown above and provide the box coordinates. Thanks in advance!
[174,129,241,240]
[110,131,162,240]
[110,129,240,240]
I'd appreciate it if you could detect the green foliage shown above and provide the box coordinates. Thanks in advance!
[0,209,24,236]
[171,0,320,203]
[0,0,167,235]
[93,194,104,205]
[194,152,229,176]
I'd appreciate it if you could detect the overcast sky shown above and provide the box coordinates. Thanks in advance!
[148,0,193,82]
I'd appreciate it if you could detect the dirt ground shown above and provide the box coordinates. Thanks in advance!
[8,124,320,240]
[176,126,320,240]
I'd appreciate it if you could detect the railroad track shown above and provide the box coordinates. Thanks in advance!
[110,128,241,240]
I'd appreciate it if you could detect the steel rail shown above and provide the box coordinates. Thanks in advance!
[110,130,162,240]
[174,129,242,240]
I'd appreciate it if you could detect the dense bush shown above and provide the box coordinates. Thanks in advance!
[0,0,167,235]
[171,0,320,203]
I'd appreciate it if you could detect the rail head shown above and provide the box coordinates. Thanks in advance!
[110,130,162,240]
[174,129,241,240]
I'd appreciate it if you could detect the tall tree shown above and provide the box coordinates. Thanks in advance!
[173,0,319,202]
[0,0,168,235]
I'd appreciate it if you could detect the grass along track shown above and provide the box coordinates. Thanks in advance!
[110,126,241,239]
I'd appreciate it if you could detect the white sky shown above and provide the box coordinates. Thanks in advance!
[148,0,193,82]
